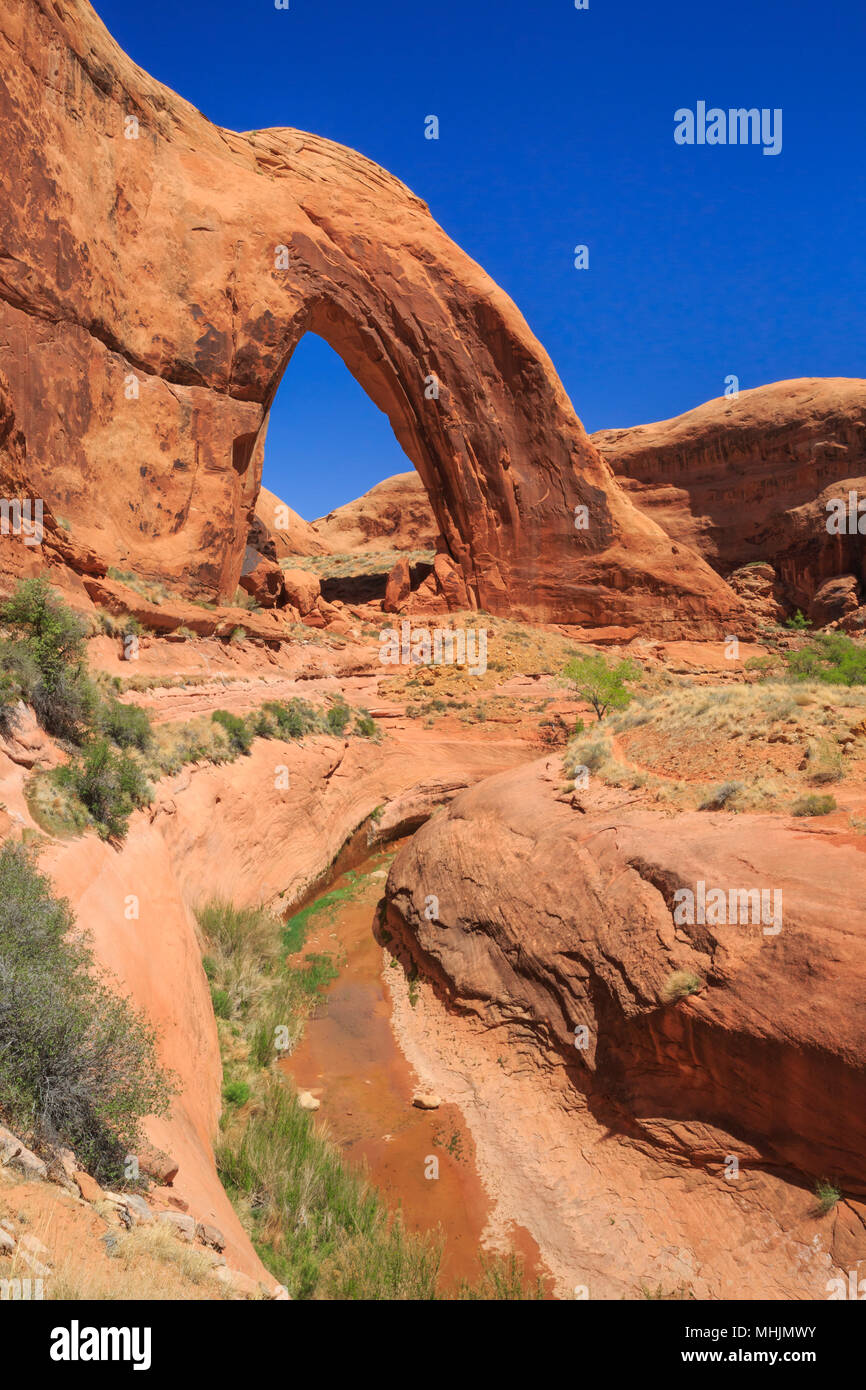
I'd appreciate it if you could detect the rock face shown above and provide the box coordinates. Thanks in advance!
[314,473,438,554]
[385,758,866,1194]
[0,0,746,636]
[253,486,331,560]
[595,378,866,618]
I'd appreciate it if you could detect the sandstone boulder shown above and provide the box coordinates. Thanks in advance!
[384,556,411,612]
[432,553,470,610]
[281,568,321,617]
[810,574,860,627]
[239,553,287,609]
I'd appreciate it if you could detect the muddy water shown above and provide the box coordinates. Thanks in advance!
[279,846,546,1290]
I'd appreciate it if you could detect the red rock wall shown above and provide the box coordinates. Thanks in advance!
[595,378,866,606]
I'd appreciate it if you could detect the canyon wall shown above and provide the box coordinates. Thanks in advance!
[595,378,866,611]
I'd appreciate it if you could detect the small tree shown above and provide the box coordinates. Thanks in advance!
[562,654,641,720]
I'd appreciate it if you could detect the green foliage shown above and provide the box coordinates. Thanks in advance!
[211,709,253,755]
[785,633,866,686]
[97,697,152,751]
[662,970,703,1003]
[223,1080,251,1106]
[54,738,151,839]
[0,841,173,1179]
[561,653,641,720]
[326,699,351,736]
[0,579,94,741]
[785,609,811,630]
[210,987,232,1020]
[354,711,378,739]
[815,1179,842,1214]
[263,699,320,739]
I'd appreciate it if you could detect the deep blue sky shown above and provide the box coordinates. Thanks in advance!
[92,0,865,519]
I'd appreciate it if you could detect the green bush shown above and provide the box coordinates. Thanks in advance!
[97,697,152,751]
[264,699,319,739]
[815,1179,842,1214]
[0,579,95,741]
[0,842,173,1180]
[223,1080,251,1106]
[54,738,151,839]
[211,709,253,755]
[354,712,378,739]
[326,700,351,736]
[562,653,641,720]
[785,633,866,686]
[210,987,232,1020]
[785,609,811,630]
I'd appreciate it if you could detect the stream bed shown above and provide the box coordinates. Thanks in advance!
[279,845,545,1290]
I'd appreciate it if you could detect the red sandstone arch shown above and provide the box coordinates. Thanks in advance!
[0,0,745,636]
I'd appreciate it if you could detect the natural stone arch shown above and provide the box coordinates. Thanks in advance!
[0,0,744,636]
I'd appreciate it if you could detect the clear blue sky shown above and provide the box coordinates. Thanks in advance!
[92,0,865,520]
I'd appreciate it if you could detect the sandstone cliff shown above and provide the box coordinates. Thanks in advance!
[595,378,866,617]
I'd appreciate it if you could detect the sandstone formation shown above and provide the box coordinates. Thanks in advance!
[313,472,438,554]
[253,485,331,560]
[0,0,748,636]
[595,378,866,620]
[386,757,866,1196]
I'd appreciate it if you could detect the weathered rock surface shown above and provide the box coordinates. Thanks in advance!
[383,555,411,612]
[280,567,321,617]
[0,0,747,635]
[314,473,438,554]
[386,757,866,1194]
[595,378,866,619]
[254,486,331,560]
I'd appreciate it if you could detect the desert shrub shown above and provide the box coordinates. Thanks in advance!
[0,579,95,741]
[211,709,253,755]
[354,712,378,739]
[785,633,866,686]
[264,699,319,739]
[785,609,811,630]
[223,1080,251,1107]
[210,987,231,1020]
[97,697,152,751]
[228,626,247,644]
[54,739,151,839]
[326,700,351,736]
[562,653,641,719]
[791,793,836,817]
[814,1180,842,1214]
[662,970,703,1003]
[803,737,844,785]
[699,781,743,811]
[0,842,173,1179]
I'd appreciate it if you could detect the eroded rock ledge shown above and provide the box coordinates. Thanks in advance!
[385,757,866,1194]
